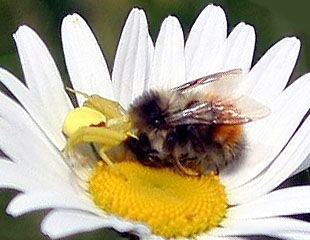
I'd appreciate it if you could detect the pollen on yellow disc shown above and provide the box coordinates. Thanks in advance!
[89,160,227,238]
[63,106,106,136]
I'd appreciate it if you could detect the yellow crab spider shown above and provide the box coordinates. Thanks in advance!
[63,88,134,167]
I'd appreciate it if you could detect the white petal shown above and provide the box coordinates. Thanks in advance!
[214,22,255,73]
[13,26,72,136]
[6,192,96,217]
[41,209,150,239]
[197,233,248,240]
[0,112,70,184]
[148,16,186,89]
[278,232,310,240]
[291,153,310,177]
[0,159,44,191]
[228,186,310,219]
[61,13,113,105]
[198,235,247,240]
[242,37,300,103]
[141,235,164,240]
[0,157,74,196]
[143,35,155,90]
[228,102,310,204]
[221,73,310,189]
[0,88,66,154]
[210,217,310,238]
[185,4,227,79]
[0,68,66,149]
[112,9,152,108]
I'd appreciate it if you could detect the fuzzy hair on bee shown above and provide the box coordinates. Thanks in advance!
[125,69,270,176]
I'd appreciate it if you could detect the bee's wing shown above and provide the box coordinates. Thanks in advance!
[166,95,271,126]
[173,68,243,94]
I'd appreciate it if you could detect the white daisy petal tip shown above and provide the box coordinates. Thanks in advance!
[149,14,185,88]
[288,36,300,43]
[40,210,151,240]
[13,26,24,38]
[112,4,151,107]
[280,36,301,51]
[64,12,95,26]
[5,195,37,218]
[129,7,140,14]
[137,8,148,23]
[13,25,37,45]
[202,3,226,16]
[61,9,114,103]
[239,22,255,35]
[5,201,18,217]
[125,7,148,24]
[217,21,256,73]
[185,3,227,78]
[14,24,31,35]
[292,37,301,52]
[164,15,181,26]
[69,13,83,24]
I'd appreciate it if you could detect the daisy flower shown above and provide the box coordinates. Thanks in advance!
[1,4,310,240]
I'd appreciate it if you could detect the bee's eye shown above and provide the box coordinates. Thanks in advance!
[140,99,166,128]
[154,119,161,126]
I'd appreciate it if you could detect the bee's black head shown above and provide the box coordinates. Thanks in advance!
[129,90,168,130]
[140,98,166,128]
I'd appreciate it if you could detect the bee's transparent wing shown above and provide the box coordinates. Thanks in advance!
[211,95,271,124]
[166,95,271,126]
[173,68,243,95]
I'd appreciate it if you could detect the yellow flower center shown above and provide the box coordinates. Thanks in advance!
[89,160,227,238]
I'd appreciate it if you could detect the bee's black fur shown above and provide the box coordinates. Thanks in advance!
[129,90,168,130]
[125,124,219,168]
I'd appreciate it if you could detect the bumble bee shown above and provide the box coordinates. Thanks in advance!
[125,69,270,176]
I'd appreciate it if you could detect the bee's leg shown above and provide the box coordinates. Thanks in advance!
[187,125,205,153]
[173,157,199,177]
[163,129,178,152]
[211,163,219,175]
[125,133,162,166]
[194,163,204,176]
[147,150,164,167]
[125,133,150,157]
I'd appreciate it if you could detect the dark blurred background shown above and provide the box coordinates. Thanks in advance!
[0,0,309,239]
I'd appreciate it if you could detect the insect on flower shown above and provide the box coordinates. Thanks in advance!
[64,68,270,176]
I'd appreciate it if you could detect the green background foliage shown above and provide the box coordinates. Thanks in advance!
[0,0,309,239]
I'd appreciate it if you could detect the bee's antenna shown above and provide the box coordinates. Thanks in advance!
[66,87,89,98]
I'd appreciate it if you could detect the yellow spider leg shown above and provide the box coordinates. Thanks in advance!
[106,116,132,132]
[66,87,89,98]
[126,132,138,139]
[98,147,115,167]
[65,126,128,153]
[85,95,126,119]
[66,87,126,119]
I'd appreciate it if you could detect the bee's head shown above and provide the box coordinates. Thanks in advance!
[129,90,171,131]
